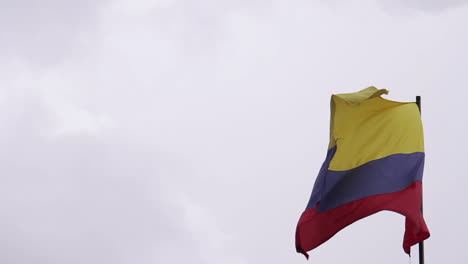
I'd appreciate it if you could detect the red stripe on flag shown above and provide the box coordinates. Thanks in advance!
[296,181,430,259]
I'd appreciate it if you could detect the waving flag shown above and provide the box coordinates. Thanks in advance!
[295,87,430,259]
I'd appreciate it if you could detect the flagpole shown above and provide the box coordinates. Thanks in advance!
[416,95,425,264]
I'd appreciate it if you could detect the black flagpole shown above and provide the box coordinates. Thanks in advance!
[416,96,425,264]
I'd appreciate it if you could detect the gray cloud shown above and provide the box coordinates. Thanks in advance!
[377,0,468,13]
[0,0,109,65]
[0,97,179,264]
[0,90,243,264]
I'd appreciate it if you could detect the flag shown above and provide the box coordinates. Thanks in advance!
[295,87,430,259]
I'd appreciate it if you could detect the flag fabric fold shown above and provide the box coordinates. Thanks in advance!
[295,87,430,259]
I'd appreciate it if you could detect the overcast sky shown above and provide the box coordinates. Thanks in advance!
[1,0,468,263]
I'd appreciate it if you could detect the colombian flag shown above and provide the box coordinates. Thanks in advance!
[295,87,430,259]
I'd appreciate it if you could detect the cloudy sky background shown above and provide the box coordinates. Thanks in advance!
[1,0,468,263]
